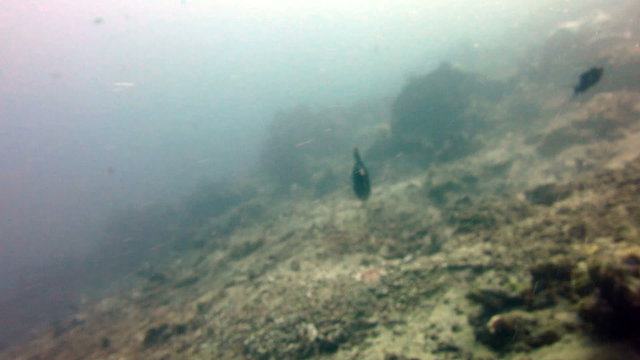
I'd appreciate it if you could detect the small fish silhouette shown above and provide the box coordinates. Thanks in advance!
[574,67,603,95]
[352,148,370,201]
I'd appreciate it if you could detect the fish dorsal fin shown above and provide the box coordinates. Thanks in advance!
[353,147,362,163]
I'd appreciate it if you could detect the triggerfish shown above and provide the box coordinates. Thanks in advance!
[574,67,604,95]
[352,147,371,201]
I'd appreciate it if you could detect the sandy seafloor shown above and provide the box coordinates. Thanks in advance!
[4,3,640,360]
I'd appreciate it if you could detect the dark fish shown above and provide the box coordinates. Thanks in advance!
[352,148,370,201]
[574,67,603,95]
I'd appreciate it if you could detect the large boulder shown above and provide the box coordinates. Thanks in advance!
[387,63,505,164]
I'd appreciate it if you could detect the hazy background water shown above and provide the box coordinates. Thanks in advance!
[0,0,604,348]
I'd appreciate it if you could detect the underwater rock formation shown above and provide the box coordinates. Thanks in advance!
[387,62,505,164]
[2,3,640,359]
[578,248,640,339]
[525,183,572,206]
[258,104,385,194]
[467,283,567,353]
